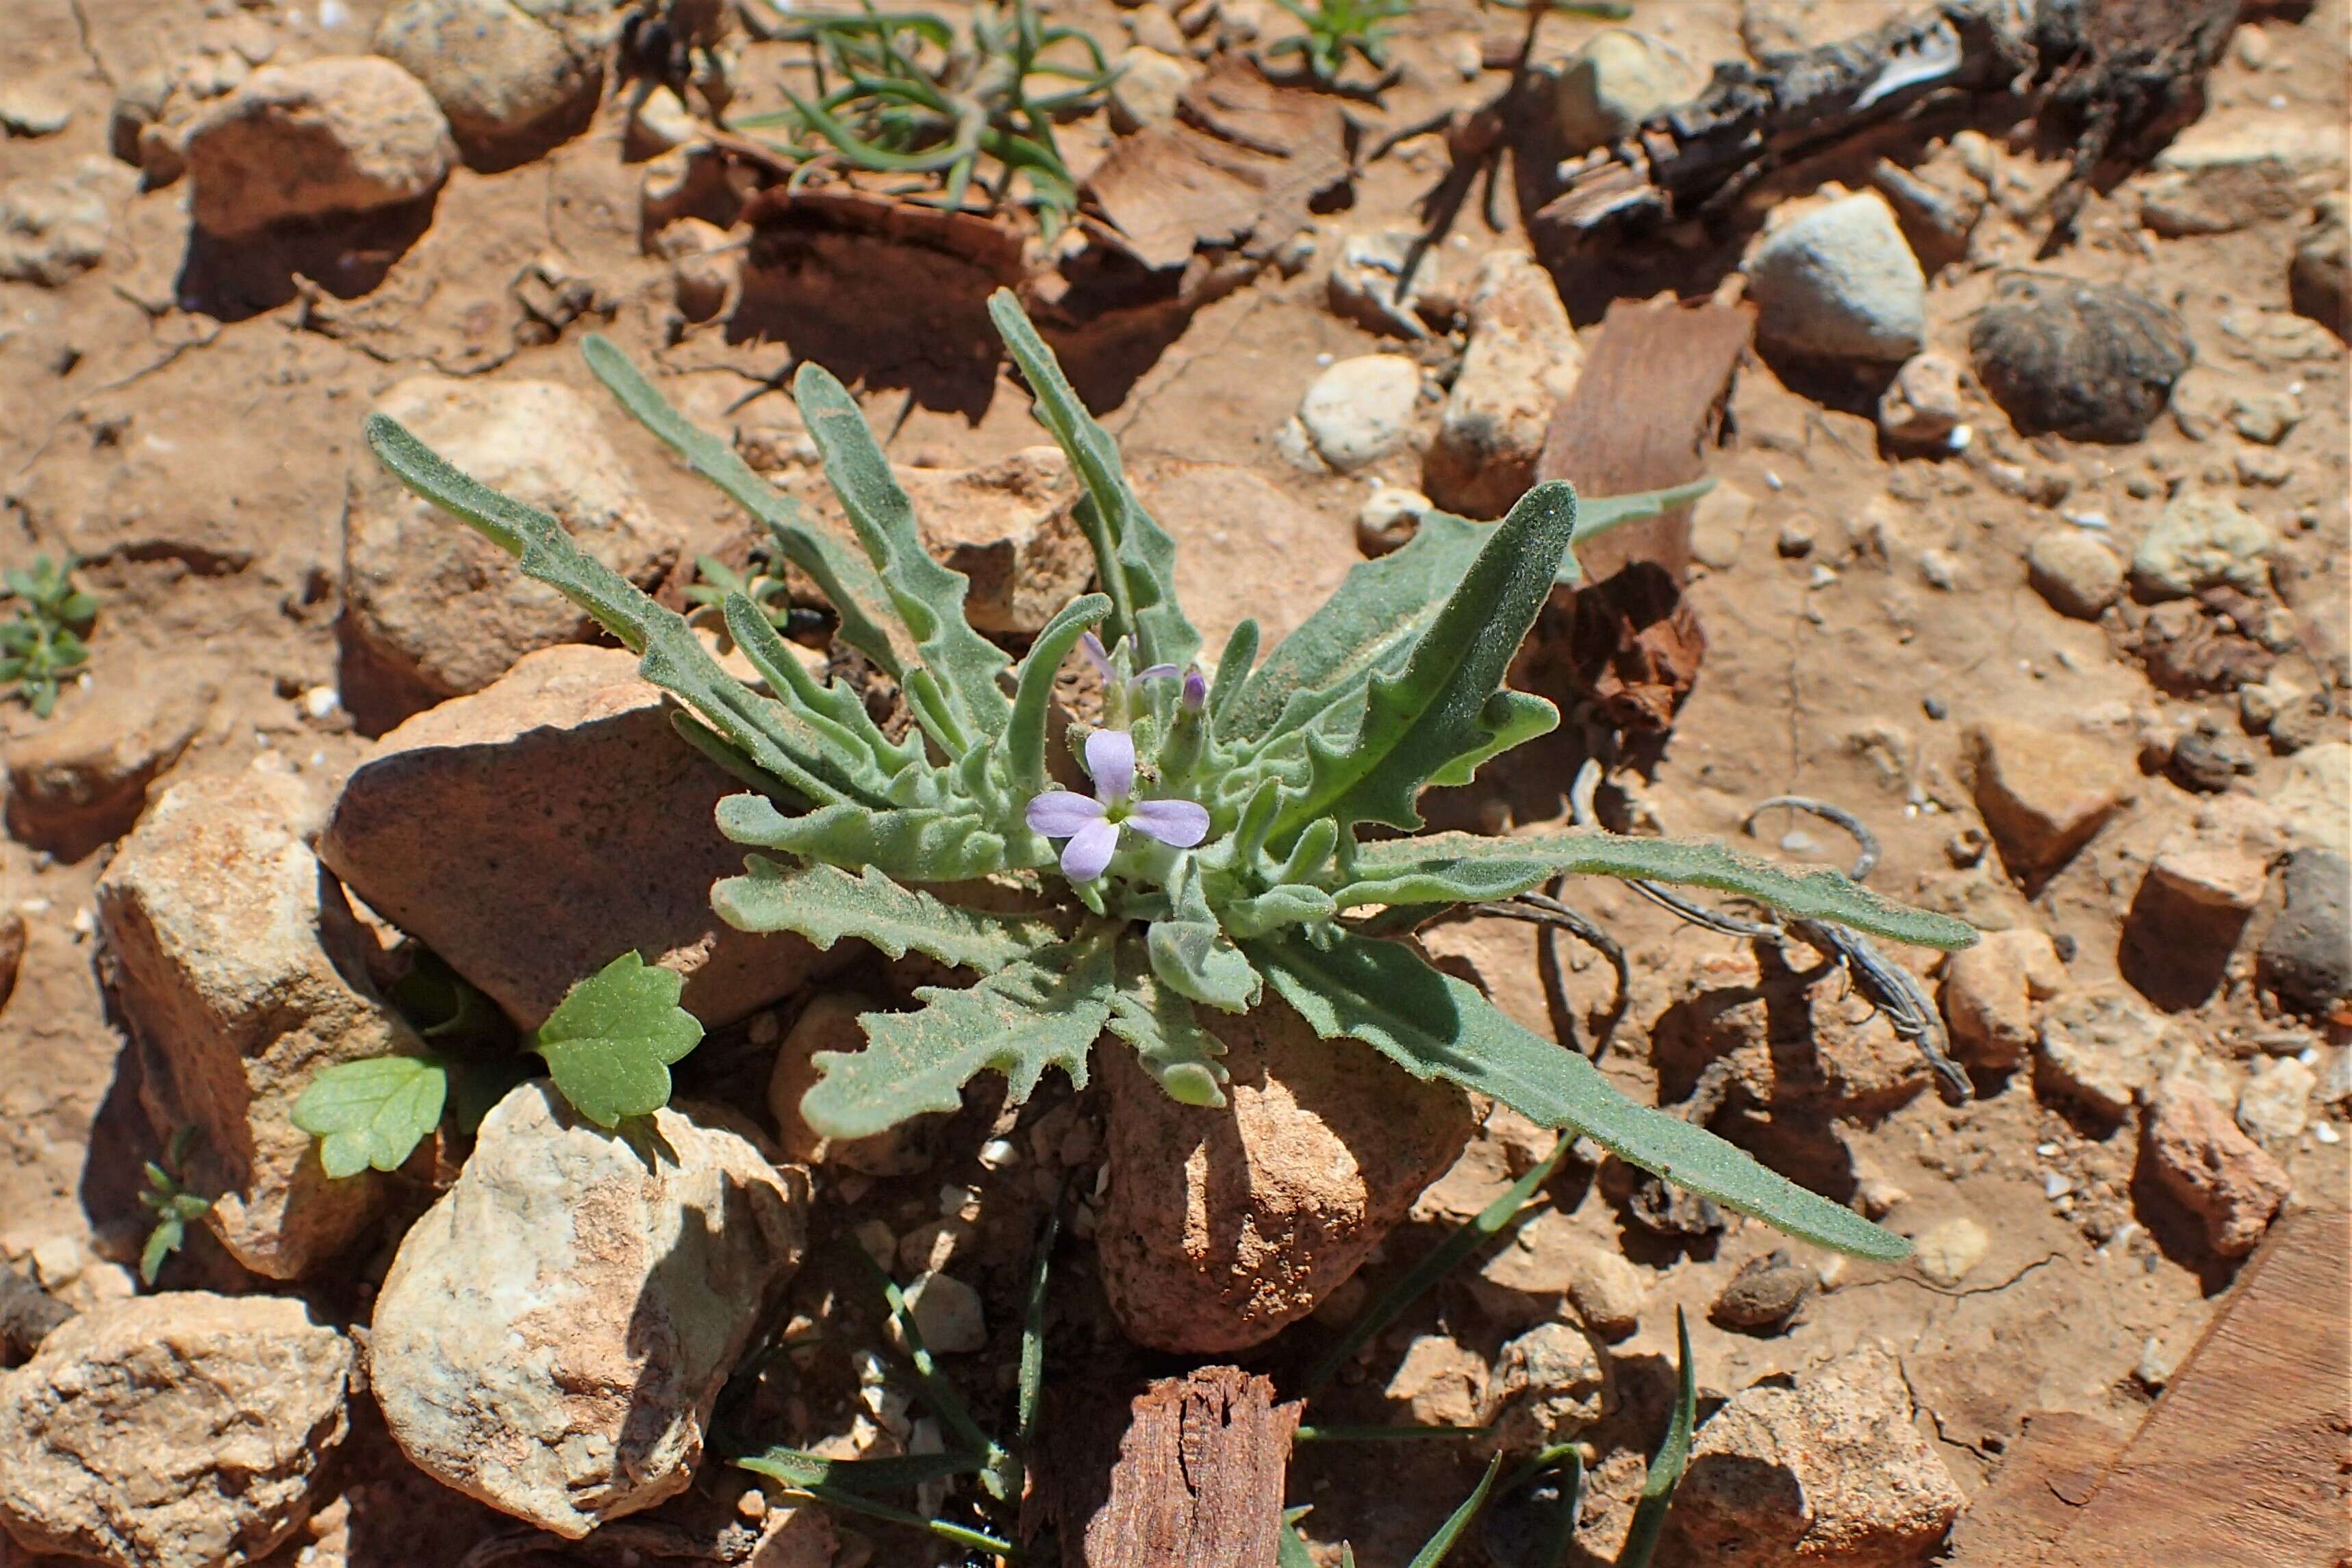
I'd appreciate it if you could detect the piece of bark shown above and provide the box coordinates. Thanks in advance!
[0,1262,73,1366]
[1943,1410,2132,1565]
[1048,1365,1302,1568]
[1526,296,1748,731]
[1532,0,2236,249]
[2034,1208,2351,1568]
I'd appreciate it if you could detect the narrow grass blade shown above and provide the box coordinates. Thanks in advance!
[1617,1307,1698,1568]
[736,1447,983,1493]
[1407,1453,1505,1568]
[855,1249,1002,1467]
[1295,1425,1487,1442]
[1304,1135,1569,1394]
[768,1480,1015,1556]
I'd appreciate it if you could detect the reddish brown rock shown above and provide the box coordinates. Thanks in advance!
[319,644,840,1030]
[1098,997,1473,1354]
[1939,928,2066,1070]
[4,664,216,862]
[1965,720,2136,879]
[182,57,454,237]
[2142,1078,2292,1256]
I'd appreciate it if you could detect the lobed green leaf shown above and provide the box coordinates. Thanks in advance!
[711,855,1062,966]
[1248,930,1912,1259]
[291,1055,446,1177]
[1337,831,1980,950]
[531,952,705,1128]
[1106,939,1230,1106]
[715,796,1016,882]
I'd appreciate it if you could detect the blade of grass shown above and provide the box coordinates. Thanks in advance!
[1295,1424,1487,1442]
[855,1249,1002,1468]
[1617,1307,1699,1568]
[1279,1505,1318,1568]
[1407,1452,1505,1568]
[772,1480,1017,1556]
[736,1447,983,1493]
[993,1204,1058,1504]
[1304,1135,1569,1394]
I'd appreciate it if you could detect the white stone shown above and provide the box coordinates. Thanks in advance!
[372,0,597,166]
[1298,355,1424,471]
[1912,1215,1987,1285]
[2236,1056,2315,1144]
[183,56,455,237]
[1423,250,1582,518]
[2269,743,2351,857]
[1553,30,1694,151]
[2132,490,2274,599]
[898,1272,986,1355]
[1746,192,1926,363]
[1108,46,1194,133]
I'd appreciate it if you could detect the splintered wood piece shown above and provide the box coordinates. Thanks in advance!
[1943,1410,2133,1566]
[2044,1209,2351,1568]
[1537,295,1752,585]
[1050,1365,1302,1568]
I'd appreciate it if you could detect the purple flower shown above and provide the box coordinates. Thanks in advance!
[1081,632,1178,690]
[1025,729,1210,881]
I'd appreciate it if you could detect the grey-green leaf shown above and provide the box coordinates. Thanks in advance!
[1107,939,1230,1107]
[1337,831,1980,950]
[714,795,1017,882]
[803,935,1117,1138]
[710,855,1065,968]
[1558,477,1715,587]
[291,1055,446,1177]
[1001,592,1113,805]
[1248,929,1912,1260]
[1272,483,1576,837]
[1145,857,1262,1011]
[988,290,1199,674]
[531,952,705,1128]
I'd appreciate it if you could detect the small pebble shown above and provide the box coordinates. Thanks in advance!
[1922,695,1949,720]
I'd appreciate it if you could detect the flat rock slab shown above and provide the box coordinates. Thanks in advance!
[320,644,842,1030]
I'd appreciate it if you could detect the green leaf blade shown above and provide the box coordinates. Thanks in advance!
[292,1055,448,1177]
[531,953,705,1128]
[1248,931,1911,1261]
[715,796,1015,882]
[711,855,1065,968]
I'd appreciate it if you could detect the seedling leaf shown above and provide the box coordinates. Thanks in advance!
[291,1055,448,1177]
[531,953,704,1128]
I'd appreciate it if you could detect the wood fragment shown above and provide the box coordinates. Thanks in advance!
[1048,1365,1302,1568]
[1943,1410,2133,1565]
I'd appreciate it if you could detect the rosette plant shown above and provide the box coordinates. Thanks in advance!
[364,292,1975,1260]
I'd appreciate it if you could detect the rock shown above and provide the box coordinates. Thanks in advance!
[1912,1216,1988,1285]
[0,84,73,138]
[1554,29,1695,151]
[2260,849,2351,1013]
[2146,796,2284,911]
[320,644,839,1029]
[182,57,455,238]
[1649,945,1936,1120]
[2136,112,2343,238]
[1126,2,1187,55]
[655,215,739,323]
[342,376,681,720]
[768,992,944,1176]
[1969,273,2192,444]
[1875,351,1964,446]
[1328,229,1438,339]
[1628,1175,1724,1240]
[1689,481,1757,571]
[2142,1078,2290,1256]
[1939,928,2065,1070]
[1356,483,1431,557]
[1096,994,1472,1354]
[1295,355,1424,472]
[2025,527,2125,620]
[95,769,415,1279]
[1745,192,1925,364]
[1384,1334,1489,1429]
[372,0,598,169]
[2131,490,2273,600]
[1107,46,1194,134]
[1468,1209,1649,1337]
[1422,251,1583,518]
[2034,985,2180,1120]
[1869,154,1986,268]
[5,666,214,862]
[896,1217,974,1276]
[2270,743,2351,857]
[1413,1099,1553,1221]
[812,448,1090,636]
[897,1272,985,1355]
[2290,194,2348,337]
[2227,388,2301,445]
[1478,1322,1611,1456]
[1964,720,2136,878]
[2166,718,2255,793]
[0,160,122,287]
[1672,1345,1964,1567]
[370,1082,808,1539]
[0,1293,352,1568]
[2236,1056,2314,1146]
[1710,1250,1815,1332]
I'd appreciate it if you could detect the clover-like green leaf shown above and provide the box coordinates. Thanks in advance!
[531,952,705,1128]
[1248,928,1911,1260]
[292,1054,448,1177]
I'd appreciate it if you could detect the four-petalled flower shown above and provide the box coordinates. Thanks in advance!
[1026,729,1209,881]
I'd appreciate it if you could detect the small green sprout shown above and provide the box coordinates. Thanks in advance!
[1268,0,1411,88]
[735,0,1115,236]
[0,555,97,718]
[137,1128,212,1286]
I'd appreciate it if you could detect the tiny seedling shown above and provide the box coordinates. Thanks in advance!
[737,0,1115,235]
[357,288,1975,1267]
[0,555,97,718]
[292,952,704,1175]
[1268,0,1412,88]
[138,1127,212,1285]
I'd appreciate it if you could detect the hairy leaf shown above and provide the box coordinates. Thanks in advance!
[1107,940,1230,1106]
[1249,931,1910,1259]
[532,952,705,1128]
[711,855,1063,968]
[366,416,876,810]
[794,363,1011,749]
[1001,592,1112,803]
[1272,483,1575,837]
[1557,478,1715,587]
[988,290,1199,673]
[1146,857,1262,1011]
[1619,1308,1698,1568]
[803,935,1116,1138]
[736,1449,983,1494]
[1337,831,1980,950]
[292,1055,446,1177]
[722,594,922,781]
[715,795,1016,881]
